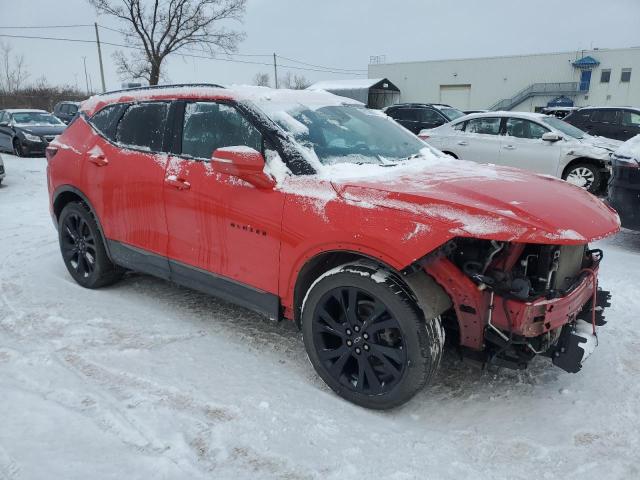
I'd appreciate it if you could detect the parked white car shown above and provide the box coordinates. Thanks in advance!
[0,153,5,185]
[419,111,621,193]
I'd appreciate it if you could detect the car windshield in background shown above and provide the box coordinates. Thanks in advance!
[12,112,64,126]
[439,107,465,121]
[542,116,585,139]
[266,104,427,165]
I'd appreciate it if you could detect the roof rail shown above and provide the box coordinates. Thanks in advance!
[96,83,226,97]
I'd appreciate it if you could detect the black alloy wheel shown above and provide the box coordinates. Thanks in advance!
[312,286,407,395]
[58,202,123,288]
[302,263,444,409]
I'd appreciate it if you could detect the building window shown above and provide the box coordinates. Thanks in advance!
[600,69,611,83]
[621,68,632,82]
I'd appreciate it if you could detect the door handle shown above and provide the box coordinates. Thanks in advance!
[165,175,191,191]
[503,145,516,150]
[457,141,468,146]
[88,153,108,166]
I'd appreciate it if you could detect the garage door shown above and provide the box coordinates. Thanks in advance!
[439,85,471,110]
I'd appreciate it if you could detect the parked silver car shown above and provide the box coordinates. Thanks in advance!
[419,111,621,193]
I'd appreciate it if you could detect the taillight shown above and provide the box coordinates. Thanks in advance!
[45,146,58,162]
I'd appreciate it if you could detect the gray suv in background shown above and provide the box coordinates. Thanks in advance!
[53,101,81,124]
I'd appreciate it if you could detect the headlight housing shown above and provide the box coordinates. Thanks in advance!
[23,132,42,142]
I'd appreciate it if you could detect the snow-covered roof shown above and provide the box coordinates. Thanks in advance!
[308,78,386,91]
[3,109,48,113]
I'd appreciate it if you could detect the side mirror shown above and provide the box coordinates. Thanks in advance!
[542,132,562,142]
[211,146,275,189]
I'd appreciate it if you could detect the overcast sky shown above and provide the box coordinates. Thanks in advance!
[1,0,639,92]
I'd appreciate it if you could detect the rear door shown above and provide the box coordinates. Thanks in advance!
[499,117,561,175]
[163,100,285,304]
[84,101,171,277]
[451,116,503,163]
[587,109,621,139]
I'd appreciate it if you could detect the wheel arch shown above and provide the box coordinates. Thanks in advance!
[52,185,113,260]
[561,156,607,178]
[292,249,452,328]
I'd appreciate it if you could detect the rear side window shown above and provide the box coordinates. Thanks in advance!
[622,111,640,127]
[89,103,129,141]
[591,110,619,124]
[182,102,262,159]
[393,109,419,121]
[68,104,78,114]
[419,108,443,123]
[466,117,502,135]
[116,102,169,152]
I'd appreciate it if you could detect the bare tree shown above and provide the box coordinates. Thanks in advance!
[252,72,270,87]
[278,71,293,89]
[88,0,247,85]
[292,74,311,90]
[0,42,29,93]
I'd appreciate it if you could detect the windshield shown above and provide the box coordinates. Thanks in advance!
[264,104,428,165]
[439,107,465,121]
[11,112,64,126]
[542,116,585,139]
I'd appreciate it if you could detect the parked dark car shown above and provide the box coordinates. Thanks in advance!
[564,107,640,141]
[0,109,67,156]
[53,101,81,124]
[609,135,640,230]
[384,103,465,134]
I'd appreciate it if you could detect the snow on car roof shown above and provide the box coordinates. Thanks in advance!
[460,111,549,120]
[4,109,48,113]
[615,134,640,160]
[307,78,385,91]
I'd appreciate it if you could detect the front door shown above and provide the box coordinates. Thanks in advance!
[83,101,171,276]
[579,70,592,91]
[163,100,285,305]
[499,117,561,175]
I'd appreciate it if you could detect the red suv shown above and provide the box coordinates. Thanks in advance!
[47,84,619,409]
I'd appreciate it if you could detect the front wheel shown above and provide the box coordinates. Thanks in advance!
[563,163,602,194]
[302,263,444,409]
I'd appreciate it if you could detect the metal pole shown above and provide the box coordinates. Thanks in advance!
[94,22,106,92]
[273,53,278,89]
[82,56,90,95]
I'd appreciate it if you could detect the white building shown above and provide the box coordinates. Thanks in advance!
[368,47,640,112]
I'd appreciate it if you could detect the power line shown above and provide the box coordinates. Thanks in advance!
[277,54,367,73]
[0,24,94,29]
[0,32,367,76]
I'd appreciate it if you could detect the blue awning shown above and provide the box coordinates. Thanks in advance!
[547,96,574,107]
[572,56,600,69]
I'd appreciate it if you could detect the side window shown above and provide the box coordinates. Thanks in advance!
[591,110,619,124]
[505,118,549,139]
[181,102,262,160]
[420,108,444,124]
[0,111,6,123]
[393,108,418,121]
[466,117,501,135]
[58,104,68,114]
[116,102,169,152]
[622,111,640,127]
[453,121,465,131]
[89,103,129,142]
[68,104,78,115]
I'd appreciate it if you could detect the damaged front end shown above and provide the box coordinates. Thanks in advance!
[420,239,612,373]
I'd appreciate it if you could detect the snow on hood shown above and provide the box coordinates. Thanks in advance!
[614,134,640,161]
[322,152,619,244]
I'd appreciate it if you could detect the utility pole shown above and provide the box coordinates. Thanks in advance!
[273,53,278,89]
[94,22,106,92]
[82,57,90,95]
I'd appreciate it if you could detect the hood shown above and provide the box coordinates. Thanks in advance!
[573,135,622,153]
[17,125,66,136]
[330,160,620,244]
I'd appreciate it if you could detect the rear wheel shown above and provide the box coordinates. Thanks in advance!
[563,162,602,193]
[58,202,123,288]
[302,263,444,409]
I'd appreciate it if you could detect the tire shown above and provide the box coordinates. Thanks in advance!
[58,202,123,289]
[302,262,444,409]
[563,162,602,194]
[12,139,23,157]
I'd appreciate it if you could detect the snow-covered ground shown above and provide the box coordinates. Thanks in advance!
[1,154,639,480]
